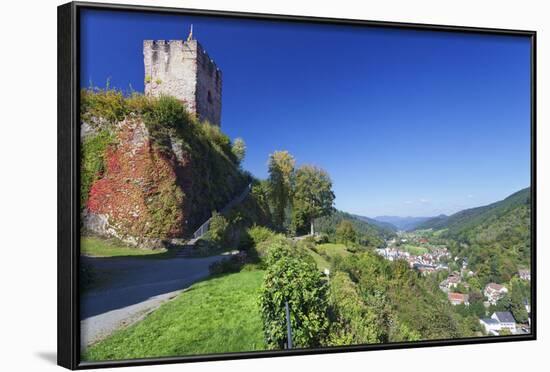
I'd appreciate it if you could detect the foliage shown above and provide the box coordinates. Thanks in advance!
[267,151,296,228]
[327,272,388,345]
[336,220,357,245]
[81,88,127,127]
[333,252,464,341]
[500,277,530,324]
[417,188,531,284]
[316,243,351,261]
[225,181,276,252]
[81,129,114,209]
[259,239,330,349]
[314,233,329,244]
[231,137,247,164]
[207,212,230,246]
[140,95,195,154]
[84,271,267,360]
[292,165,335,235]
[247,226,276,246]
[209,255,246,275]
[315,210,392,248]
[81,90,249,236]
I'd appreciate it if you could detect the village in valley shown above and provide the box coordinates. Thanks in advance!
[376,230,531,336]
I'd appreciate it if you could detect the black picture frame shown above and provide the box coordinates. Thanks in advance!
[58,1,537,369]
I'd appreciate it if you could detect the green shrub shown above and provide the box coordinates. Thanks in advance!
[259,239,330,349]
[248,226,275,245]
[238,225,276,255]
[254,233,288,259]
[231,137,246,164]
[81,88,127,127]
[314,233,329,244]
[209,256,243,275]
[200,122,233,159]
[142,95,192,152]
[327,271,387,346]
[207,212,230,246]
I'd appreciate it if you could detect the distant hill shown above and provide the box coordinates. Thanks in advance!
[352,215,398,232]
[315,210,397,248]
[413,214,449,231]
[419,187,532,283]
[415,188,531,236]
[373,215,436,231]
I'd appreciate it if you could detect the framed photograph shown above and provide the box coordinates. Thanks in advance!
[58,1,537,369]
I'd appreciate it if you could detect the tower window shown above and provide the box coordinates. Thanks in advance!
[207,91,213,104]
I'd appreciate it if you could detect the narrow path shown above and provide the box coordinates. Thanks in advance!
[80,255,223,349]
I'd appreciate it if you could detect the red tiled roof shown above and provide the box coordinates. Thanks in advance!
[448,292,468,302]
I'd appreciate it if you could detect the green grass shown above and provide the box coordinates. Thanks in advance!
[400,244,429,256]
[81,237,175,259]
[83,270,267,361]
[306,248,331,271]
[317,243,350,260]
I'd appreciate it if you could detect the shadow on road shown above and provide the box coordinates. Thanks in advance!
[80,255,223,319]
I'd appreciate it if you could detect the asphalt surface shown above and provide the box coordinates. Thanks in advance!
[80,255,223,348]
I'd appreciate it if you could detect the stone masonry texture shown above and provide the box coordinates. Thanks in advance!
[143,39,222,126]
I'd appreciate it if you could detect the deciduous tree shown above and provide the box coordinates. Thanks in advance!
[267,151,296,228]
[231,137,246,164]
[336,220,357,246]
[292,165,335,235]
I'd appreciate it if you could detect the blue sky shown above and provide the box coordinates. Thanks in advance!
[80,9,532,217]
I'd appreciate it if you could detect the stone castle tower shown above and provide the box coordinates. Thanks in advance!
[143,28,222,126]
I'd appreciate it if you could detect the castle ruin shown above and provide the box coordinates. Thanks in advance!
[143,28,222,126]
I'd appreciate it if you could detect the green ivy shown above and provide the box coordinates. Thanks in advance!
[80,129,114,209]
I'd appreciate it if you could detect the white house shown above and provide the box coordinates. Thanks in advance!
[479,318,501,335]
[484,283,508,305]
[518,269,531,281]
[479,311,517,335]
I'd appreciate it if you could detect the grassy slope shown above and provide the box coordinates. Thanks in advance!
[81,237,175,258]
[307,248,331,271]
[317,243,350,260]
[83,270,266,361]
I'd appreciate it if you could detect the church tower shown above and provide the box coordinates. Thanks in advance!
[143,27,223,126]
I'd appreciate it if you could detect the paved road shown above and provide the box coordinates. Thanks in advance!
[80,255,223,348]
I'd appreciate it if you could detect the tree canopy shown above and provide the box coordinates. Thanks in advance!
[267,151,296,228]
[292,165,335,235]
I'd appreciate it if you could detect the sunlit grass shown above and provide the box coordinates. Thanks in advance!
[83,270,267,361]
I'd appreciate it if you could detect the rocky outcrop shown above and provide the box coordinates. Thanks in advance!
[83,117,191,248]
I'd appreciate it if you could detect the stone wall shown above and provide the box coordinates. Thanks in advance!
[195,42,222,126]
[143,39,222,126]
